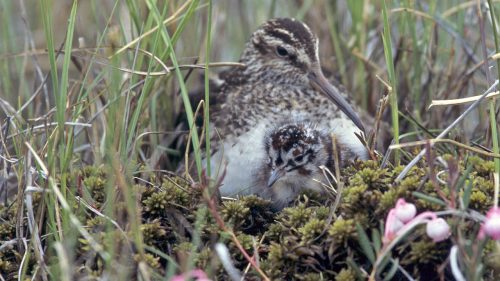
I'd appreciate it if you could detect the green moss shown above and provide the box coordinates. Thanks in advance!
[469,155,495,176]
[139,158,496,279]
[0,221,15,240]
[0,258,14,275]
[161,178,192,206]
[343,182,368,207]
[328,218,356,245]
[141,176,198,216]
[2,155,497,280]
[469,190,490,210]
[315,206,330,220]
[83,176,106,205]
[267,243,285,267]
[134,253,161,271]
[401,239,447,266]
[81,165,106,178]
[266,222,285,240]
[222,200,250,227]
[229,233,256,261]
[140,219,167,245]
[279,204,314,229]
[86,216,106,230]
[473,176,494,194]
[261,243,286,279]
[142,191,171,215]
[299,218,326,240]
[335,267,357,281]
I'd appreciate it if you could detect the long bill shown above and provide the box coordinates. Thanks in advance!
[308,67,365,133]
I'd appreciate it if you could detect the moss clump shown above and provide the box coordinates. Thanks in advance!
[221,200,250,228]
[0,221,15,240]
[2,155,497,280]
[229,233,257,260]
[335,267,357,281]
[82,175,107,206]
[142,176,199,216]
[327,218,357,245]
[266,222,285,240]
[134,253,161,271]
[401,239,447,266]
[140,219,167,246]
[469,155,495,176]
[142,191,171,215]
[299,218,326,240]
[278,203,315,229]
[0,254,16,277]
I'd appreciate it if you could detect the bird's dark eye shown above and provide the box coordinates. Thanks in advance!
[276,46,288,57]
[294,155,304,162]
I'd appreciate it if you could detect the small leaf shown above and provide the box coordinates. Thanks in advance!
[412,192,447,206]
[346,257,366,280]
[371,228,382,253]
[377,255,391,277]
[355,223,375,264]
[456,164,473,189]
[462,179,473,209]
[383,258,400,281]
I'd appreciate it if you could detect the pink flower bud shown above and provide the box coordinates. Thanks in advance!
[394,199,417,223]
[384,209,404,241]
[483,207,500,240]
[426,218,450,242]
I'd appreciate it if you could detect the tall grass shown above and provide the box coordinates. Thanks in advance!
[381,0,400,165]
[487,0,500,207]
[1,0,499,280]
[204,1,213,181]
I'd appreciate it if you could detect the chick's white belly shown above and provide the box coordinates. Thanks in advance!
[328,117,369,160]
[208,123,268,196]
[205,114,368,197]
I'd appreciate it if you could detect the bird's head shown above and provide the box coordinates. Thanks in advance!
[242,18,364,131]
[264,123,332,187]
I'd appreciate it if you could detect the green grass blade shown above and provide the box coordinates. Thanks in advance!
[382,0,400,165]
[487,0,500,207]
[356,223,375,264]
[325,1,348,88]
[40,0,59,99]
[145,0,203,178]
[204,0,213,179]
[412,191,447,207]
[383,258,400,281]
[59,0,78,175]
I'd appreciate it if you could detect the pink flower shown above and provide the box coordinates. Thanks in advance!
[426,218,450,242]
[482,207,500,240]
[384,209,404,242]
[394,199,417,223]
[383,198,450,244]
[171,269,211,281]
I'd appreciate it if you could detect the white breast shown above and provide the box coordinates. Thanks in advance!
[206,112,368,197]
[327,117,369,160]
[207,122,269,196]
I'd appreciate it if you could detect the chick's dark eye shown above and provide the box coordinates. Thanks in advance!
[294,155,304,162]
[276,46,288,57]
